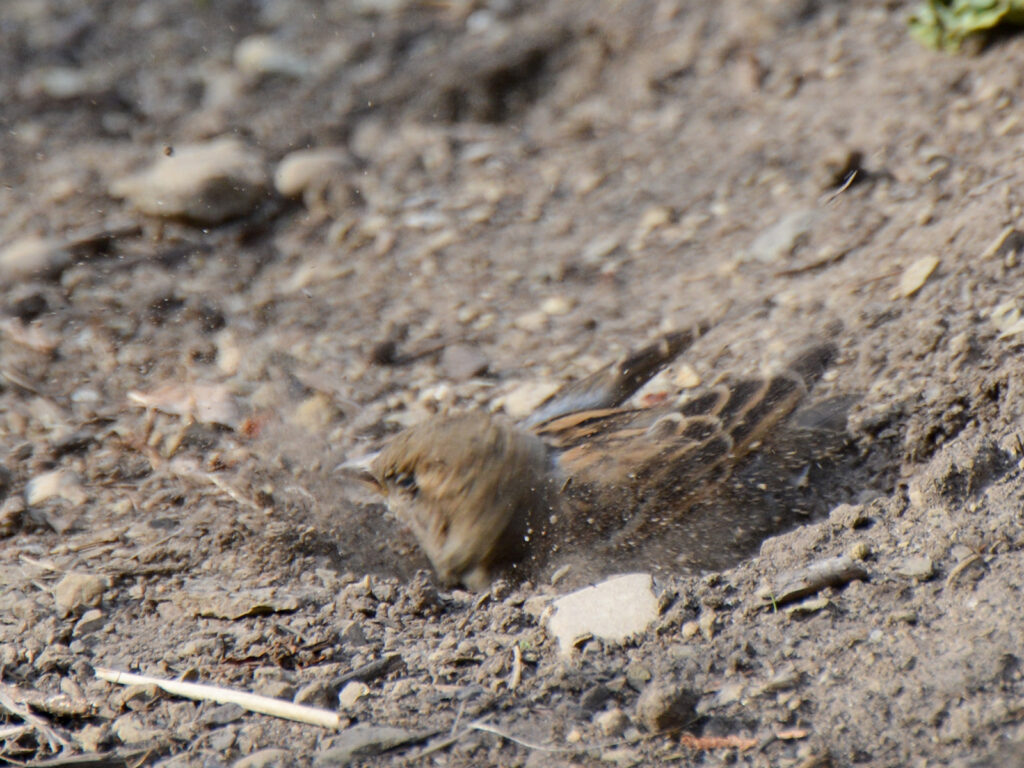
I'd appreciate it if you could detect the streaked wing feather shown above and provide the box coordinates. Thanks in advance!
[524,325,706,426]
[723,373,805,453]
[532,337,841,560]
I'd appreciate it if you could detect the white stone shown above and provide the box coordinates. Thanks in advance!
[338,681,369,709]
[546,573,658,656]
[26,469,86,506]
[274,148,349,199]
[234,35,309,77]
[594,707,629,737]
[110,137,267,225]
[0,235,71,281]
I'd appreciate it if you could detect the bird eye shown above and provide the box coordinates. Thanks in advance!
[391,471,418,495]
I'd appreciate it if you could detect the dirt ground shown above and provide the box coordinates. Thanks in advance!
[3,0,1024,765]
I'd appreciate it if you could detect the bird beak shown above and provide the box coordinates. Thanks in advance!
[336,452,383,494]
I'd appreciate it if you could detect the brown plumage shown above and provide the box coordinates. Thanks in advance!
[368,326,845,589]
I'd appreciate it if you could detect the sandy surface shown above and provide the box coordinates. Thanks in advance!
[2,1,1024,765]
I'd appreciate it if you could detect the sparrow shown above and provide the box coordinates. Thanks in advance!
[363,325,846,590]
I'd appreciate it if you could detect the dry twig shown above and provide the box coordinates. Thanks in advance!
[0,685,75,753]
[678,732,757,750]
[467,719,577,753]
[94,668,340,728]
[508,643,523,691]
[759,555,868,607]
[945,553,985,589]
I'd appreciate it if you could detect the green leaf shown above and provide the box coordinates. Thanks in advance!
[909,0,1024,52]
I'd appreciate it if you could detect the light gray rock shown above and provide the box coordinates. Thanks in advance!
[110,137,267,225]
[546,573,658,655]
[294,680,338,709]
[55,572,107,617]
[747,208,817,262]
[234,749,294,768]
[73,608,106,636]
[235,35,310,77]
[338,681,369,709]
[112,713,167,745]
[439,343,489,381]
[315,724,423,766]
[0,236,71,281]
[274,147,349,199]
[26,469,86,507]
[594,707,629,737]
[254,680,296,700]
[897,555,935,580]
[635,681,698,733]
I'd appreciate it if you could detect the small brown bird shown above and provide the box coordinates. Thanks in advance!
[364,325,845,590]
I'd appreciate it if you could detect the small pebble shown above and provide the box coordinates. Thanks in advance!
[110,137,268,225]
[234,749,294,768]
[27,470,87,507]
[274,148,349,199]
[294,681,337,709]
[338,681,369,709]
[747,209,817,263]
[440,343,489,381]
[0,235,71,281]
[498,380,561,420]
[55,572,107,617]
[897,555,935,580]
[635,681,698,733]
[594,707,629,737]
[234,35,309,77]
[73,608,106,636]
[540,295,573,316]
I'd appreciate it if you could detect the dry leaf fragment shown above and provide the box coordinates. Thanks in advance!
[678,732,758,750]
[894,255,939,298]
[980,225,1017,259]
[776,728,810,740]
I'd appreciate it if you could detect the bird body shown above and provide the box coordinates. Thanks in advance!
[368,328,845,589]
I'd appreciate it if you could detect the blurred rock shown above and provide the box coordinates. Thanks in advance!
[235,35,310,77]
[315,724,423,766]
[594,707,629,737]
[112,713,167,745]
[338,681,369,709]
[73,608,106,636]
[895,255,939,299]
[0,235,71,281]
[274,147,350,202]
[747,208,817,263]
[439,343,489,381]
[499,380,561,419]
[110,137,268,225]
[635,680,698,733]
[294,681,338,709]
[235,749,295,768]
[55,572,107,617]
[26,469,87,506]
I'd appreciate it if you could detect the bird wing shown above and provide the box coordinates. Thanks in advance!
[523,324,707,427]
[531,342,841,542]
